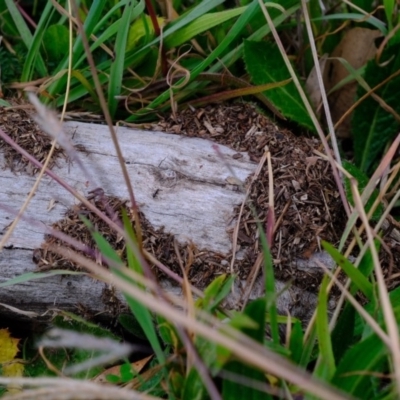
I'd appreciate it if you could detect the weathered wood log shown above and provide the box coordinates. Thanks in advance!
[0,121,333,324]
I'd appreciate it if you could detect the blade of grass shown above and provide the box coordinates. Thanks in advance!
[0,270,85,288]
[127,0,261,120]
[54,0,225,107]
[5,0,50,80]
[322,241,373,301]
[314,276,336,381]
[47,0,109,100]
[164,6,246,49]
[86,218,166,365]
[108,0,141,117]
[51,243,349,400]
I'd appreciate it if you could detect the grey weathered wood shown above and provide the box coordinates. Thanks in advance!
[0,121,329,323]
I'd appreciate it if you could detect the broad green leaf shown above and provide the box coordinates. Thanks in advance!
[333,334,386,397]
[42,24,70,63]
[352,44,400,174]
[243,40,314,131]
[343,161,384,221]
[322,241,373,300]
[314,276,336,380]
[165,7,246,49]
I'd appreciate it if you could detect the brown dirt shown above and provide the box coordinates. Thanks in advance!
[0,101,65,174]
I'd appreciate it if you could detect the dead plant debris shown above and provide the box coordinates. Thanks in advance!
[34,191,233,294]
[0,101,65,174]
[32,102,400,303]
[152,102,400,290]
[152,102,349,288]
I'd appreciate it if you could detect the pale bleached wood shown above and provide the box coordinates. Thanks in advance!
[0,121,332,323]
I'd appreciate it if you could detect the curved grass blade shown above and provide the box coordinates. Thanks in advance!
[108,0,142,117]
[164,6,246,49]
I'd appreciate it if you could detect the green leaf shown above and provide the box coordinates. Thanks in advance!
[108,0,140,117]
[0,270,84,288]
[322,241,373,300]
[343,160,384,221]
[258,221,279,344]
[84,217,165,366]
[42,24,70,62]
[20,0,53,81]
[197,274,235,312]
[222,299,272,400]
[182,368,207,400]
[0,99,11,107]
[118,314,146,339]
[243,40,314,131]
[165,6,246,49]
[289,320,304,365]
[314,276,336,380]
[331,303,356,365]
[352,44,400,173]
[332,334,386,397]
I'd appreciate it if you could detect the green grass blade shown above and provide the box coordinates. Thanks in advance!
[258,223,280,344]
[314,276,336,380]
[55,0,223,107]
[322,241,373,301]
[0,270,84,288]
[84,217,165,365]
[121,209,143,279]
[47,0,109,99]
[127,0,260,121]
[126,0,299,121]
[332,334,386,397]
[313,13,387,34]
[289,320,305,365]
[108,0,142,117]
[6,0,49,80]
[352,44,400,173]
[222,299,272,400]
[164,6,246,49]
[4,0,34,48]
